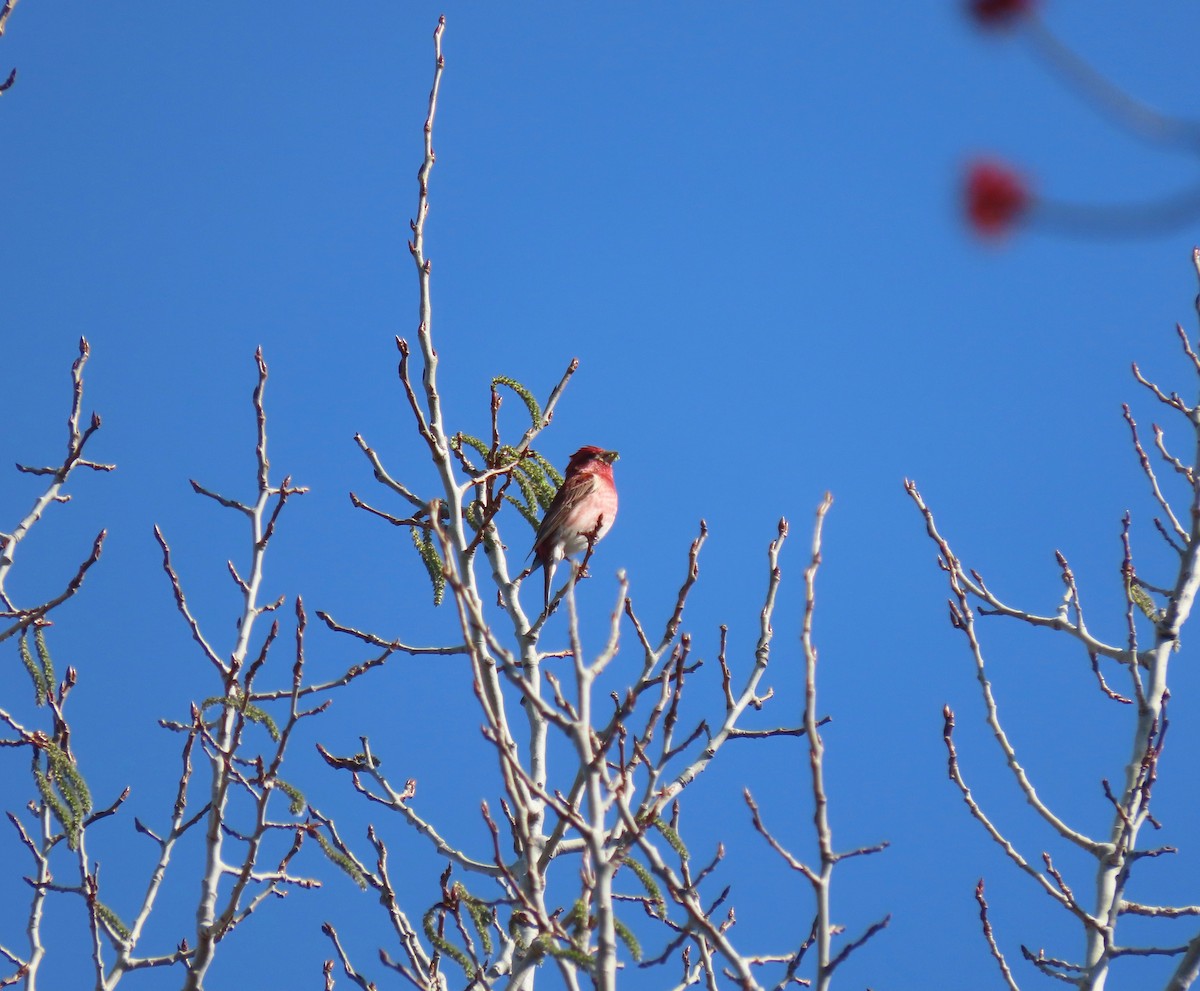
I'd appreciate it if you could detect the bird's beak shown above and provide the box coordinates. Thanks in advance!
[601,450,619,464]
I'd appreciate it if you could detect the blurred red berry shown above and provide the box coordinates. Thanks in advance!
[531,446,619,610]
[966,161,1029,236]
[969,0,1034,29]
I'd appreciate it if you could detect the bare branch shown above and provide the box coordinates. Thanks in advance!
[976,878,1021,991]
[941,706,1098,923]
[315,609,466,656]
[153,526,226,673]
[0,529,106,643]
[1123,404,1187,540]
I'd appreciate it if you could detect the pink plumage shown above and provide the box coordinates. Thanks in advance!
[531,446,619,609]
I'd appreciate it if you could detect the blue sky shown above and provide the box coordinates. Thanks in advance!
[6,3,1200,988]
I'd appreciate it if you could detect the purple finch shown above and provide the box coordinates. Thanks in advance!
[531,446,619,609]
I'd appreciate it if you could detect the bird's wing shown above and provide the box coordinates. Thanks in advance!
[533,474,600,552]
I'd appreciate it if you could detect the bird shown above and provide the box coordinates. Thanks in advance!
[531,446,619,610]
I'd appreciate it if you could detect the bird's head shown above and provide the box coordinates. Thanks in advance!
[567,447,619,473]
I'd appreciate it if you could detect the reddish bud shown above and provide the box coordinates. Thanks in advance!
[968,0,1034,29]
[965,160,1029,236]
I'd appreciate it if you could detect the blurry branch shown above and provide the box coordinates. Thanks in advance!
[1022,14,1200,154]
[0,338,112,643]
[963,9,1200,238]
[906,250,1200,991]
